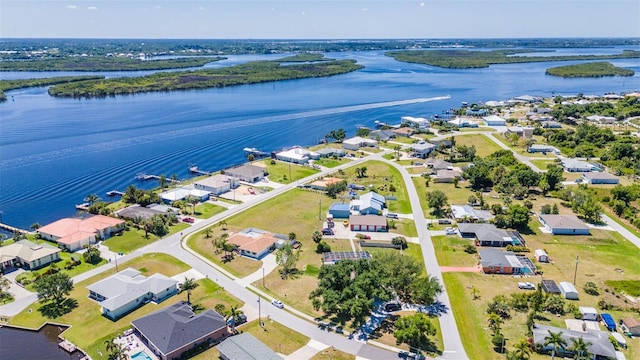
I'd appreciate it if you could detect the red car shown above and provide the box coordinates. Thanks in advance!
[358,234,371,240]
[182,217,195,223]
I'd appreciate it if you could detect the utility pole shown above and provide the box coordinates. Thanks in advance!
[262,267,265,287]
[318,198,322,220]
[573,255,579,286]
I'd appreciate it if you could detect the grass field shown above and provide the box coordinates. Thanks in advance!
[256,159,319,184]
[243,319,310,354]
[460,127,496,132]
[454,134,502,157]
[9,253,243,360]
[103,223,189,254]
[431,235,478,267]
[529,159,555,170]
[193,202,226,219]
[314,157,351,168]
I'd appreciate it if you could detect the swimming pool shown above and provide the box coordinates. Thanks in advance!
[131,351,154,360]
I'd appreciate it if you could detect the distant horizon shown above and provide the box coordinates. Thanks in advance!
[2,1,638,39]
[2,36,640,41]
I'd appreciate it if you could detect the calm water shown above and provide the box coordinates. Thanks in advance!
[0,325,82,360]
[1,48,639,228]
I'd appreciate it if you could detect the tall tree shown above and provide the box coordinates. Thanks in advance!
[393,313,437,355]
[82,244,102,264]
[34,272,73,304]
[376,251,421,301]
[203,227,213,238]
[276,244,300,279]
[411,275,443,306]
[312,231,323,244]
[104,338,127,360]
[84,193,101,205]
[543,330,568,360]
[568,337,591,360]
[180,277,199,304]
[510,338,532,360]
[158,174,167,189]
[426,190,448,216]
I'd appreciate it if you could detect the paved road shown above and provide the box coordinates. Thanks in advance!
[385,160,469,360]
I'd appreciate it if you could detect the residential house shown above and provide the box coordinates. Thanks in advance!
[322,251,372,265]
[586,115,617,124]
[424,159,453,170]
[448,117,479,128]
[561,158,598,172]
[559,281,579,300]
[0,240,61,271]
[434,169,462,183]
[368,129,396,142]
[620,318,640,336]
[224,164,266,183]
[342,137,378,151]
[506,126,534,139]
[428,139,452,148]
[194,174,238,195]
[87,268,178,320]
[217,333,282,360]
[159,186,211,204]
[450,204,494,223]
[329,203,351,219]
[315,147,346,158]
[581,172,619,184]
[37,215,125,252]
[351,191,385,215]
[308,177,343,191]
[479,249,532,275]
[541,121,562,129]
[457,223,524,247]
[532,324,616,359]
[275,147,319,164]
[407,142,436,158]
[527,144,560,154]
[401,116,430,130]
[133,302,229,360]
[391,127,414,138]
[226,228,286,260]
[483,115,507,126]
[349,215,388,232]
[539,214,590,235]
[115,205,166,221]
[465,108,488,117]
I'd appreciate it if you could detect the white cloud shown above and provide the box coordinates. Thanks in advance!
[301,11,306,15]
[87,6,97,11]
[154,5,162,9]
[362,8,368,12]
[198,6,205,10]
[65,5,77,10]
[420,2,425,7]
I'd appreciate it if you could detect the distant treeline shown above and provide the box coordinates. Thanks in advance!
[47,58,363,99]
[385,49,640,69]
[0,75,104,101]
[275,53,329,62]
[545,62,635,78]
[0,56,223,72]
[1,38,638,59]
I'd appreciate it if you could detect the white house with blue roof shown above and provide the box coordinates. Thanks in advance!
[351,191,386,215]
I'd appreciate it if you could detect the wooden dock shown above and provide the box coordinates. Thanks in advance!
[188,165,211,176]
[136,173,179,182]
[0,223,29,234]
[58,339,77,353]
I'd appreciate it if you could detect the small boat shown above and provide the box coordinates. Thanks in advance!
[75,203,90,211]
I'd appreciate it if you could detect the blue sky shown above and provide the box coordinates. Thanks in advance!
[2,0,639,39]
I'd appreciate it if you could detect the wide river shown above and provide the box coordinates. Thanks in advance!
[1,47,639,229]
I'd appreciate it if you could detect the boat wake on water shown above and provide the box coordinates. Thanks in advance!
[1,96,450,169]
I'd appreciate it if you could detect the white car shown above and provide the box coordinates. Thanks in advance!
[445,227,457,235]
[518,282,536,290]
[271,299,284,309]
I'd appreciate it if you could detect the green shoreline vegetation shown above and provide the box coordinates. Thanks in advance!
[385,49,640,69]
[545,61,635,77]
[0,56,223,72]
[275,53,330,62]
[47,57,364,99]
[0,75,105,102]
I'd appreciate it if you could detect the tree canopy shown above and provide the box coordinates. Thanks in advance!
[34,272,74,304]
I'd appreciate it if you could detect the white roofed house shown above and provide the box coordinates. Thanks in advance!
[483,115,507,126]
[527,144,560,154]
[450,204,494,223]
[194,174,238,195]
[561,158,599,172]
[539,214,590,235]
[434,169,462,183]
[0,240,61,271]
[159,186,211,204]
[351,191,386,215]
[342,136,378,151]
[401,116,430,130]
[407,142,436,159]
[275,146,319,164]
[87,268,179,320]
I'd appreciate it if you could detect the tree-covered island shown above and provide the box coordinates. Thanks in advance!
[385,49,640,69]
[47,57,363,99]
[0,75,105,102]
[545,61,635,77]
[0,56,223,72]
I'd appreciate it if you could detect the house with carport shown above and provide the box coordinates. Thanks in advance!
[532,323,616,359]
[223,164,265,183]
[133,302,229,360]
[226,228,287,260]
[194,174,238,195]
[539,214,590,235]
[87,267,178,320]
[349,215,388,232]
[0,240,61,271]
[37,215,125,252]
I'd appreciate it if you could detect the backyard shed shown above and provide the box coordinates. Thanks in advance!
[579,306,598,321]
[601,313,617,331]
[559,281,579,300]
[541,279,561,294]
[534,249,549,263]
[620,317,640,336]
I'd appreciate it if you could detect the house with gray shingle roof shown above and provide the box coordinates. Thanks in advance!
[87,268,178,320]
[0,240,61,271]
[532,323,616,359]
[539,214,590,235]
[133,302,229,360]
[479,249,529,274]
[217,333,282,360]
[457,223,524,247]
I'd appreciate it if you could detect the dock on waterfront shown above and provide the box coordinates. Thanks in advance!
[0,223,30,234]
[106,190,125,197]
[188,165,211,176]
[58,339,77,353]
[135,173,179,182]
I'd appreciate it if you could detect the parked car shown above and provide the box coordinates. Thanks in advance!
[322,228,334,235]
[384,302,402,312]
[271,299,284,309]
[518,282,536,290]
[445,227,457,235]
[438,219,452,225]
[386,213,399,219]
[182,217,195,223]
[358,234,371,240]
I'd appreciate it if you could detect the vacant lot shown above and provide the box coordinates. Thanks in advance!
[454,134,502,157]
[255,159,319,184]
[103,222,189,254]
[431,235,478,267]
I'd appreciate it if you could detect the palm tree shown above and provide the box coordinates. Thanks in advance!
[84,193,101,205]
[543,330,567,360]
[170,173,179,184]
[511,338,532,360]
[228,306,240,333]
[203,228,212,238]
[217,220,228,231]
[569,337,591,360]
[158,174,167,189]
[487,312,503,335]
[104,338,127,360]
[181,277,199,304]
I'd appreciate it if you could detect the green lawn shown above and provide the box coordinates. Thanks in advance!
[344,160,411,213]
[244,319,310,355]
[460,127,496,132]
[314,157,351,168]
[103,222,188,254]
[529,159,555,170]
[431,236,478,267]
[454,134,502,157]
[256,159,319,184]
[193,202,226,219]
[389,137,416,144]
[390,218,418,237]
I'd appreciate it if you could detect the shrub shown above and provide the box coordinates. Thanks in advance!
[391,236,408,250]
[583,281,600,296]
[597,298,613,310]
[463,244,477,254]
[492,333,506,353]
[602,195,611,203]
[316,241,331,253]
[505,245,530,253]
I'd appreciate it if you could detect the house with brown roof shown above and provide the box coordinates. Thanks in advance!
[539,214,590,235]
[0,240,61,271]
[349,215,388,232]
[226,228,288,260]
[194,174,239,195]
[621,318,640,336]
[391,127,414,138]
[308,177,343,191]
[37,215,125,251]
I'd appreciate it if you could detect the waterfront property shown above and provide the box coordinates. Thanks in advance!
[457,223,524,247]
[322,251,372,265]
[0,239,61,271]
[407,142,436,158]
[341,136,378,151]
[348,215,388,232]
[479,248,534,275]
[132,302,229,360]
[315,147,346,158]
[532,323,616,359]
[448,117,479,128]
[401,116,430,130]
[223,164,266,183]
[87,267,178,320]
[217,333,283,360]
[391,127,415,138]
[368,129,396,141]
[226,228,288,260]
[275,146,319,164]
[538,214,590,235]
[194,174,239,195]
[581,171,619,184]
[115,205,167,221]
[159,186,211,204]
[450,204,494,223]
[37,215,125,252]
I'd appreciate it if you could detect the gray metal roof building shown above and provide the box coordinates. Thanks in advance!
[217,333,283,360]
